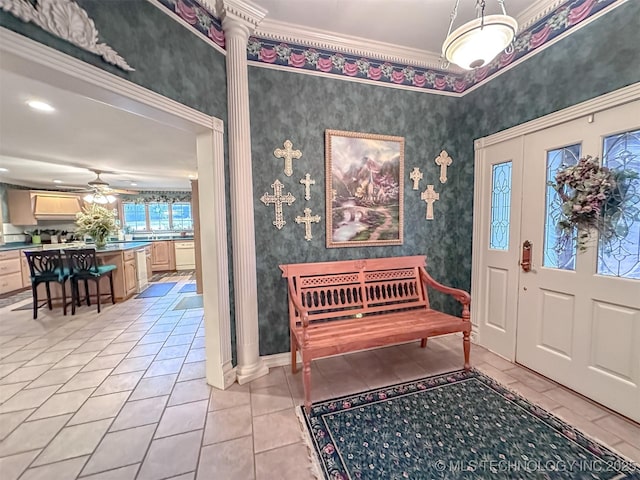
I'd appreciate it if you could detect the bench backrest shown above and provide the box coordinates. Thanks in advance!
[280,256,430,326]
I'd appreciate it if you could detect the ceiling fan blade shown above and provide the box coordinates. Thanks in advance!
[109,188,139,195]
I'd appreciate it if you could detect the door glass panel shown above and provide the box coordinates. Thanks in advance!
[598,128,640,279]
[490,161,512,250]
[543,144,581,270]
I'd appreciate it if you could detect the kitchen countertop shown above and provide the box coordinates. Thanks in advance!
[1,241,152,253]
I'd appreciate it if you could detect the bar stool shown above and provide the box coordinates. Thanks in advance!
[66,248,116,314]
[23,250,70,320]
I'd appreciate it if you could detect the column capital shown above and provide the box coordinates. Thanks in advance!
[218,0,267,37]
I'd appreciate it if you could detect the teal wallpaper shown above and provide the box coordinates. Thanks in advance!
[248,68,464,355]
[448,1,640,299]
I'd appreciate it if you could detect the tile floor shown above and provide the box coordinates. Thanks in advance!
[0,274,638,479]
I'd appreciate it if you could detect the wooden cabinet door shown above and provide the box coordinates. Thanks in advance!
[21,254,31,288]
[151,241,170,271]
[124,259,137,296]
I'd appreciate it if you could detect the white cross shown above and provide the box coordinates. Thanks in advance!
[295,207,321,241]
[435,150,452,183]
[300,173,315,201]
[274,140,302,177]
[260,179,295,230]
[409,167,423,190]
[421,184,439,220]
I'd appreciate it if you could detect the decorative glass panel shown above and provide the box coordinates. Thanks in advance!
[490,161,512,250]
[122,202,146,231]
[598,129,640,279]
[171,202,193,231]
[543,144,581,270]
[148,202,170,231]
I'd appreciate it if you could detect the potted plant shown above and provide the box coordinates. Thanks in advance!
[26,229,42,244]
[75,204,116,249]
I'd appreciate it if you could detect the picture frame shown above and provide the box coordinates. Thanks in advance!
[325,129,404,248]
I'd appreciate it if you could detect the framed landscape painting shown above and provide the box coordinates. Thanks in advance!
[325,129,404,248]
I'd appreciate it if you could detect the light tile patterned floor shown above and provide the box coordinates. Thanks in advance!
[0,274,639,479]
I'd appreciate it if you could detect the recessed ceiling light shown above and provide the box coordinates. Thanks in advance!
[188,174,196,179]
[53,179,63,184]
[0,167,8,173]
[130,182,137,186]
[26,100,55,112]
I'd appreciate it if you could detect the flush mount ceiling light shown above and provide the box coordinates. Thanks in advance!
[0,167,8,172]
[442,0,517,70]
[26,100,55,112]
[53,179,63,184]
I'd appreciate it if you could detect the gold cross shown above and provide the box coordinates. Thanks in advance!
[435,150,452,183]
[421,184,439,220]
[409,167,423,190]
[260,179,295,230]
[295,207,321,241]
[274,140,302,177]
[300,173,315,201]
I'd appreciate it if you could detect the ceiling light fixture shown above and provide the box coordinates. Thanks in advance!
[0,167,8,173]
[26,100,55,112]
[442,0,517,70]
[130,182,137,186]
[53,179,63,184]
[84,193,116,204]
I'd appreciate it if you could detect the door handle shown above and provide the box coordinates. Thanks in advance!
[521,240,532,272]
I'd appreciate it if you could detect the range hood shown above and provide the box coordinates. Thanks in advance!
[33,192,82,220]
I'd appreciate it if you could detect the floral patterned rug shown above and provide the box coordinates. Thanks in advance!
[299,369,640,479]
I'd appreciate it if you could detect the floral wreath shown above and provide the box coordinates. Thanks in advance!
[550,156,637,252]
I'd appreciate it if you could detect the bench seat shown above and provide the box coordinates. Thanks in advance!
[280,255,471,413]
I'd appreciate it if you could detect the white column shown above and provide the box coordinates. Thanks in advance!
[197,122,236,389]
[220,0,269,384]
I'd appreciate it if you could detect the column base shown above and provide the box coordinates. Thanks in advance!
[206,360,237,390]
[236,358,269,384]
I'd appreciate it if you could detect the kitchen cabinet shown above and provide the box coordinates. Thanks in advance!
[21,253,31,288]
[8,190,82,224]
[151,241,175,271]
[0,250,23,294]
[124,258,137,298]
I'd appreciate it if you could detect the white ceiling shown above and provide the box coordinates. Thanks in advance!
[254,0,536,57]
[0,69,197,191]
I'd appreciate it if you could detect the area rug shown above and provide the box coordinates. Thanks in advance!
[299,369,640,479]
[178,283,197,293]
[136,282,177,298]
[173,295,203,310]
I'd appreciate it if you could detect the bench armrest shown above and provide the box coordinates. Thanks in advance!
[286,282,310,328]
[419,269,471,319]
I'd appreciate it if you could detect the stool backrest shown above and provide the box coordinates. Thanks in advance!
[24,250,64,280]
[66,248,99,274]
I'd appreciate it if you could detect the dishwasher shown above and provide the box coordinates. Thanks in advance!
[174,241,195,270]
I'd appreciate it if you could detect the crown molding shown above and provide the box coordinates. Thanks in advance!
[516,0,566,32]
[217,0,266,30]
[255,18,463,73]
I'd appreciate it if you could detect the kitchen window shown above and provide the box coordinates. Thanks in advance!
[122,201,193,231]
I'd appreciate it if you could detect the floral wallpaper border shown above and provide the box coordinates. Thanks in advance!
[156,0,620,94]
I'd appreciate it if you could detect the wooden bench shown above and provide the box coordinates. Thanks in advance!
[280,255,471,413]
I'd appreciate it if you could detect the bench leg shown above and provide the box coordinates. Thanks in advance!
[463,331,471,370]
[303,361,311,414]
[420,338,427,348]
[291,335,298,374]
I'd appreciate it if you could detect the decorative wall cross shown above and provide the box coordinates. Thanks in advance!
[260,180,295,230]
[409,167,423,190]
[295,208,321,241]
[300,173,315,201]
[421,184,439,220]
[435,150,453,183]
[274,140,302,177]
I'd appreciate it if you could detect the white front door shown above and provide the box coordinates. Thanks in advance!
[475,97,640,422]
[517,100,640,421]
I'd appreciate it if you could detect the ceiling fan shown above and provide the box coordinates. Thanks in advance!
[66,169,138,203]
